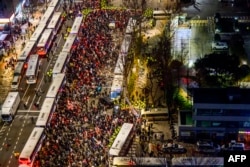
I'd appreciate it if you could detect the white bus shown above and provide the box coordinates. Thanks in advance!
[114,35,132,75]
[70,16,83,34]
[49,0,60,8]
[110,75,123,99]
[47,12,63,34]
[171,157,224,167]
[36,98,55,127]
[141,108,169,121]
[29,23,46,42]
[19,127,45,166]
[112,157,168,167]
[120,35,132,55]
[109,123,134,157]
[0,92,20,122]
[36,29,54,57]
[17,41,36,62]
[46,73,65,99]
[39,7,55,25]
[62,34,77,53]
[14,62,25,76]
[25,54,40,84]
[125,18,137,34]
[52,52,69,77]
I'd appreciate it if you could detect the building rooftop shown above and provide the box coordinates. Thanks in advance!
[192,87,250,104]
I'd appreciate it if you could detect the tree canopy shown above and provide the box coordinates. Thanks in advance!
[194,52,250,87]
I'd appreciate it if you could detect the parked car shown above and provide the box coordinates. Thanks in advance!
[221,140,245,152]
[196,140,221,154]
[212,41,228,50]
[162,142,187,154]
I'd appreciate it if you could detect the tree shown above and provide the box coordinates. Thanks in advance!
[194,53,250,87]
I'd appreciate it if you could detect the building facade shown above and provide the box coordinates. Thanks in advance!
[179,88,250,147]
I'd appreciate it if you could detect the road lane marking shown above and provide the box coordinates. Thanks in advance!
[21,84,30,101]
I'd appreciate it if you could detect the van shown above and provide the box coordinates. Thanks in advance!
[11,76,21,90]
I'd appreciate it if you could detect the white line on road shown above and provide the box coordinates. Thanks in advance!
[21,84,30,101]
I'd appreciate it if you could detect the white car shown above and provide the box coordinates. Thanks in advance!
[212,42,228,50]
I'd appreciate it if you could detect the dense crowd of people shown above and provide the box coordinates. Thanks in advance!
[34,8,135,167]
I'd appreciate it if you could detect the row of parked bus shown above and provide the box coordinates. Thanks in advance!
[1,0,63,123]
[18,11,84,167]
[11,0,63,89]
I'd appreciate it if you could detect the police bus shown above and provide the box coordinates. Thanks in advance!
[39,7,55,25]
[112,157,168,167]
[36,29,54,57]
[49,0,60,8]
[36,98,55,127]
[17,41,36,63]
[109,123,134,157]
[52,52,69,78]
[47,12,63,34]
[25,54,40,84]
[29,23,46,42]
[171,157,224,167]
[70,16,83,34]
[46,73,65,100]
[14,62,25,76]
[61,34,77,53]
[18,127,45,167]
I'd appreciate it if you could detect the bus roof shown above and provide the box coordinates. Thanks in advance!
[14,62,24,75]
[19,127,44,160]
[37,29,53,47]
[49,0,60,7]
[25,54,39,76]
[125,18,136,34]
[2,92,19,108]
[30,24,46,42]
[111,75,123,92]
[120,35,132,55]
[70,16,83,34]
[141,108,168,115]
[39,7,54,25]
[52,52,68,74]
[36,98,55,127]
[62,34,77,53]
[114,53,124,75]
[46,73,65,98]
[113,157,168,166]
[171,157,224,166]
[18,41,36,62]
[47,12,62,29]
[109,123,133,156]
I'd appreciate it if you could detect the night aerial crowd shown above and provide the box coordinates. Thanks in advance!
[34,1,137,167]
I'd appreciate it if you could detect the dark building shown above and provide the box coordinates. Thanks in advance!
[179,87,250,148]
